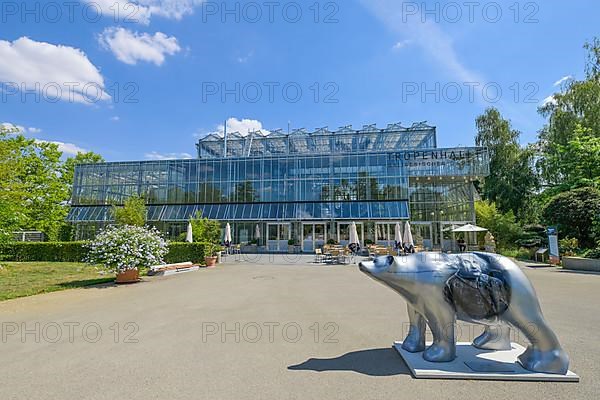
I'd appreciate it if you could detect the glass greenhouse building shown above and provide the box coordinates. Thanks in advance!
[68,122,489,252]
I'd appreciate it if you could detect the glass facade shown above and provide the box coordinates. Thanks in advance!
[68,123,489,250]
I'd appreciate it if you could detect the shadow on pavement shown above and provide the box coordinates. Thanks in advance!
[288,347,411,377]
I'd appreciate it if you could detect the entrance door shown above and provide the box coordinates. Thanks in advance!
[267,223,291,252]
[302,223,327,252]
[375,222,397,247]
[337,222,364,247]
[412,222,433,250]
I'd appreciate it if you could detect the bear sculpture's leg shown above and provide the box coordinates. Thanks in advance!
[503,311,570,374]
[473,324,512,351]
[496,286,569,375]
[402,304,426,353]
[423,304,457,363]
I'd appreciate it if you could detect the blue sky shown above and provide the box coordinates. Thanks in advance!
[1,0,598,161]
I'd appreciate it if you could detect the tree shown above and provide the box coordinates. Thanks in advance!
[0,127,69,241]
[543,124,600,189]
[190,211,221,244]
[542,187,600,248]
[475,108,538,220]
[113,196,147,227]
[538,38,600,187]
[475,200,523,250]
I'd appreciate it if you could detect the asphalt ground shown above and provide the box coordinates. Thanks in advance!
[0,255,598,400]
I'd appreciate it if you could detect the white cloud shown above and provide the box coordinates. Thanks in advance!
[1,122,42,134]
[0,37,109,104]
[99,27,181,66]
[87,0,205,24]
[542,95,557,107]
[202,117,270,138]
[2,122,86,155]
[145,151,193,160]
[553,75,573,87]
[110,116,120,121]
[1,122,22,134]
[36,140,88,155]
[360,0,483,83]
[392,39,411,51]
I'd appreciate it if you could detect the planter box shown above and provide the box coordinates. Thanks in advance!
[562,257,600,272]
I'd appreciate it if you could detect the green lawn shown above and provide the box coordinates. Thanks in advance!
[0,262,115,302]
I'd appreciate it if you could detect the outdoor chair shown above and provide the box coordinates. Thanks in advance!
[314,248,323,263]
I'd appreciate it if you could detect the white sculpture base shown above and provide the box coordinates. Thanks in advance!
[394,342,579,382]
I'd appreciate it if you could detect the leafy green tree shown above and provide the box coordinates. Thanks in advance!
[475,200,523,250]
[0,126,23,242]
[1,127,69,241]
[475,108,539,220]
[538,38,600,187]
[544,124,600,189]
[190,211,221,244]
[113,196,147,227]
[542,187,600,248]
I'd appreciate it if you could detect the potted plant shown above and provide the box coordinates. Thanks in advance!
[86,225,168,284]
[288,239,298,253]
[204,243,220,267]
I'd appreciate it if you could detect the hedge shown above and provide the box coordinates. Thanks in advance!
[0,242,209,264]
[164,242,207,264]
[0,242,88,262]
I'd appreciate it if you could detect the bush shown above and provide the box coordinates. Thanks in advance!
[499,247,533,260]
[0,242,87,262]
[0,240,211,264]
[86,225,168,273]
[165,242,207,264]
[559,237,579,256]
[113,196,147,227]
[190,212,221,244]
[542,187,600,248]
[583,247,600,259]
[475,201,523,249]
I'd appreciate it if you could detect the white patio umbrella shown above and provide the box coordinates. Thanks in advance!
[255,224,261,240]
[452,224,488,233]
[403,221,415,250]
[349,222,360,252]
[185,221,193,243]
[394,222,403,250]
[224,223,232,247]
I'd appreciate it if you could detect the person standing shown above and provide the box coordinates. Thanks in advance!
[458,237,466,252]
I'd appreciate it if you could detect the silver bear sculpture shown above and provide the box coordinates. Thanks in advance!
[359,252,570,375]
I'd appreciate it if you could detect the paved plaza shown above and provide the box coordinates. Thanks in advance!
[0,255,598,400]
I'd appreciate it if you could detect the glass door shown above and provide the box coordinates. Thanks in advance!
[279,224,290,251]
[267,223,291,252]
[412,222,433,250]
[302,223,327,252]
[337,222,364,247]
[268,224,279,252]
[375,223,394,247]
[314,224,326,250]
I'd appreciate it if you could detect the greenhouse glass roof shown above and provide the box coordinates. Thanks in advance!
[196,122,437,159]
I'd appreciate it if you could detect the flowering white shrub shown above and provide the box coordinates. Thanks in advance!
[86,225,168,273]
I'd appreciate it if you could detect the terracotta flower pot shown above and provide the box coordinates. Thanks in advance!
[115,269,140,284]
[204,256,218,268]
